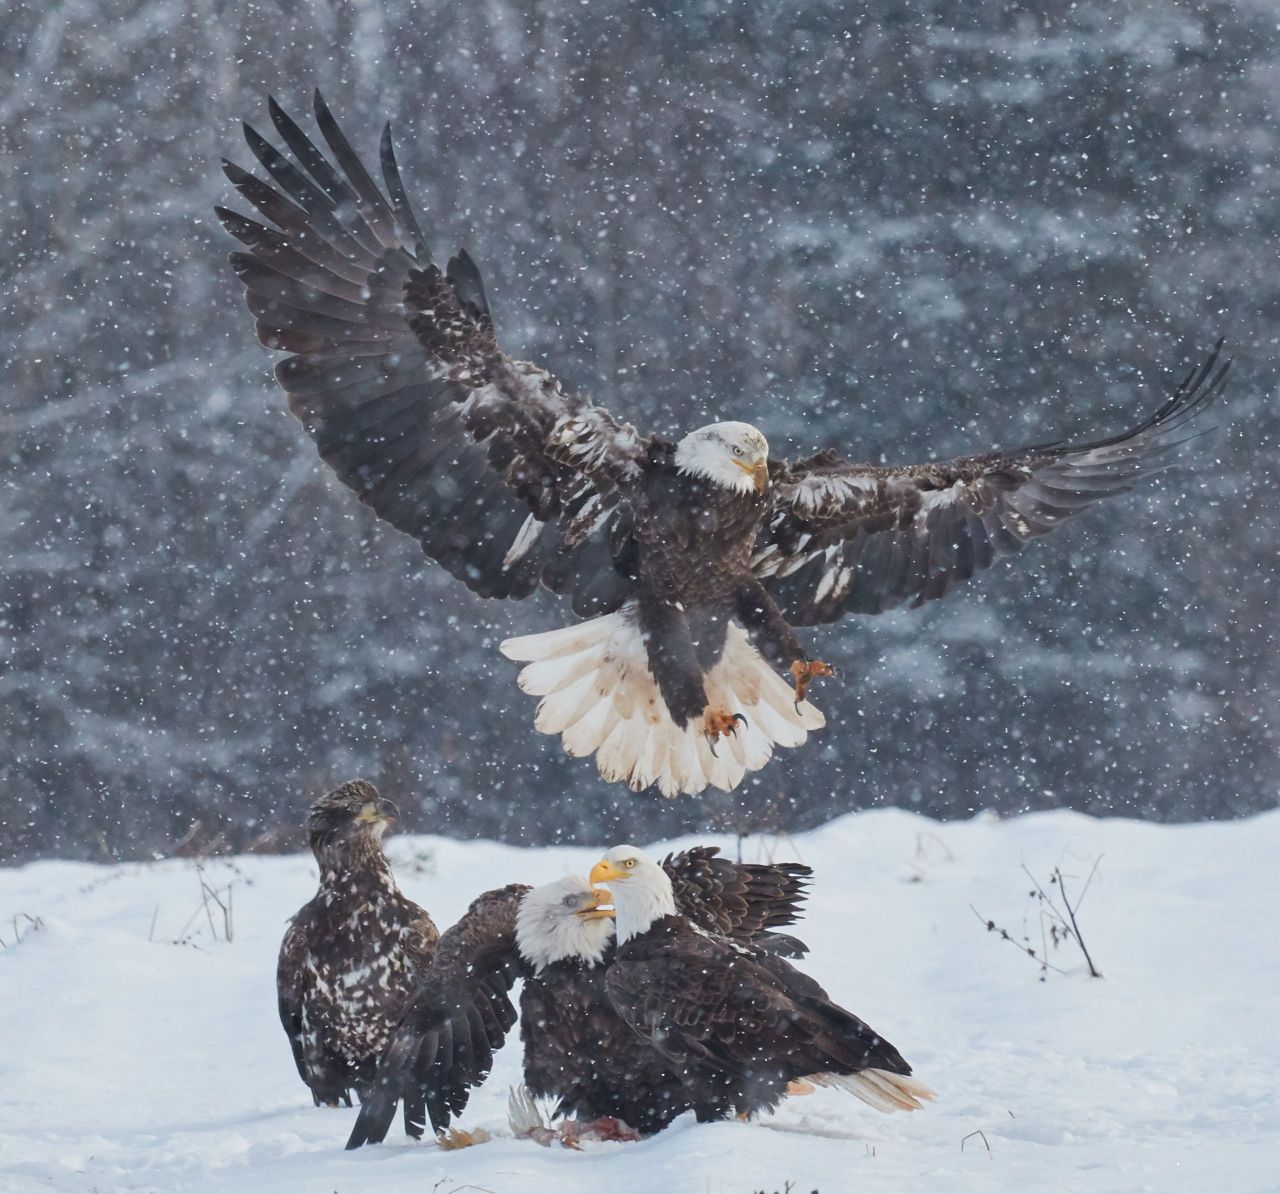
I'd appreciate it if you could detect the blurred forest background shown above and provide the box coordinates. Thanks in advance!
[3,0,1278,864]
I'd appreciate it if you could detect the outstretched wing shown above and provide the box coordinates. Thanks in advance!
[218,92,650,614]
[754,343,1230,626]
[345,884,529,1149]
[662,847,812,955]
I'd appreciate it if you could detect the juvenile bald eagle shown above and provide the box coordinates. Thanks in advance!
[277,780,439,1116]
[590,845,935,1121]
[345,847,811,1147]
[218,91,1230,797]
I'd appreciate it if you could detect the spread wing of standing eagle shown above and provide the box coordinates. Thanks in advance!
[345,847,811,1147]
[278,779,439,1121]
[218,91,1231,798]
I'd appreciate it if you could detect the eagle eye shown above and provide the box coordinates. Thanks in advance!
[732,446,744,457]
[623,858,637,868]
[562,893,581,908]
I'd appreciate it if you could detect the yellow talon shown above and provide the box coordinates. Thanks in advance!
[789,658,835,706]
[702,708,747,755]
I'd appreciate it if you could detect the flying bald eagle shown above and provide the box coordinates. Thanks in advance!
[345,847,811,1147]
[277,780,439,1117]
[590,845,935,1120]
[218,91,1231,797]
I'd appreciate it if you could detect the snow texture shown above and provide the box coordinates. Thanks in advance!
[3,808,1278,1193]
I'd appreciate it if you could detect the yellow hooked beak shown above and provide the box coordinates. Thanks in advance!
[590,858,629,885]
[354,798,397,825]
[575,888,615,920]
[734,457,769,495]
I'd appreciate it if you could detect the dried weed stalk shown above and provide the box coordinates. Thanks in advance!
[972,855,1103,980]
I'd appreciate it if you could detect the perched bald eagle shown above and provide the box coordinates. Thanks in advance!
[218,92,1230,797]
[590,845,935,1120]
[345,847,811,1147]
[277,780,439,1117]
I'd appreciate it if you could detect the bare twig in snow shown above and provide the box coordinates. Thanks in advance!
[978,856,1103,979]
[1054,865,1102,978]
[970,904,1066,977]
[196,864,235,944]
[905,829,954,881]
[171,864,237,945]
[961,1129,992,1154]
[916,830,955,862]
[750,828,805,867]
[1074,854,1105,910]
[0,913,45,949]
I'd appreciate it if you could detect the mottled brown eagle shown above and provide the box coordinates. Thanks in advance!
[218,91,1230,797]
[277,779,438,1121]
[591,845,935,1121]
[344,846,811,1147]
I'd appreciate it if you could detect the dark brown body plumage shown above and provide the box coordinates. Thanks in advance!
[606,913,915,1122]
[345,847,811,1147]
[277,781,438,1109]
[633,465,795,723]
[519,845,812,1133]
[638,466,766,614]
[519,952,689,1134]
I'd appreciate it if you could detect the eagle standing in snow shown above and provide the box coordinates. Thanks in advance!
[591,845,935,1121]
[277,780,438,1115]
[345,847,811,1147]
[218,92,1230,797]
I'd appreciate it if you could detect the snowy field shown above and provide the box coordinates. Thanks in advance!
[2,808,1278,1194]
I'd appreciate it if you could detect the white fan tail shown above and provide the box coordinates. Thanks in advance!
[501,604,824,797]
[811,1069,938,1113]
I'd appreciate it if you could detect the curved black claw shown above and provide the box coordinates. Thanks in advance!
[705,712,749,755]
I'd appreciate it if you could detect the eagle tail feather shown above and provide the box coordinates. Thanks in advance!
[500,604,823,797]
[813,1069,937,1113]
[500,616,618,662]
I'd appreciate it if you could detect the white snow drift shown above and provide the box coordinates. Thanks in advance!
[2,808,1278,1194]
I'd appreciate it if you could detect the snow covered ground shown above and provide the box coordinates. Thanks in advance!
[2,808,1278,1194]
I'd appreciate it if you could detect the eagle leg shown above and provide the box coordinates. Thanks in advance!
[702,708,747,755]
[789,659,836,710]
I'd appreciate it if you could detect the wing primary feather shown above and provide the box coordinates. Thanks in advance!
[222,158,375,270]
[242,119,388,265]
[759,342,1228,625]
[312,89,400,245]
[268,94,355,207]
[345,1028,419,1149]
[380,122,430,260]
[243,121,332,217]
[219,94,659,612]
